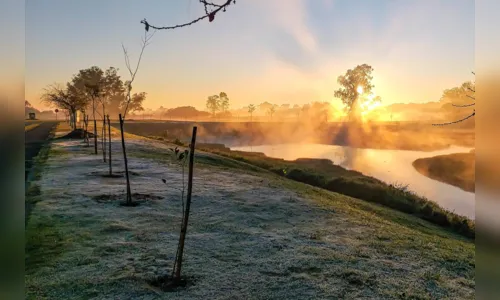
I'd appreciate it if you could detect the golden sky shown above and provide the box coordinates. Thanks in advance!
[25,0,474,112]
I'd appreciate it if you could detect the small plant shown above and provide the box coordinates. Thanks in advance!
[163,147,189,220]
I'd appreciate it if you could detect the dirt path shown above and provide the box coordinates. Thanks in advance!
[25,126,474,299]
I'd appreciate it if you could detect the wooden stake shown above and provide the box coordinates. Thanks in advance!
[93,119,98,154]
[107,115,112,176]
[174,126,197,281]
[119,114,132,205]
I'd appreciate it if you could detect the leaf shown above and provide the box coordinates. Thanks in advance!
[169,148,174,152]
[209,12,216,22]
[175,147,179,155]
[184,149,189,156]
[178,153,185,161]
[161,179,167,184]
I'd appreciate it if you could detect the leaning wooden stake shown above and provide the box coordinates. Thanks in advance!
[107,115,112,176]
[93,119,98,155]
[119,113,132,205]
[174,126,197,282]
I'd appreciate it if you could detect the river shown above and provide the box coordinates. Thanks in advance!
[231,143,475,219]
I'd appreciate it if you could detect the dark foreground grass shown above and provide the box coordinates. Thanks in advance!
[196,145,475,240]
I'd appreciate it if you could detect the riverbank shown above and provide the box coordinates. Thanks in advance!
[413,152,475,193]
[25,124,474,299]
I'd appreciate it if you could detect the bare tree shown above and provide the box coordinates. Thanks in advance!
[120,29,156,206]
[248,104,256,122]
[268,106,276,121]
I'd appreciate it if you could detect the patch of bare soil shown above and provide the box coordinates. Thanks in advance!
[147,274,195,292]
[56,129,95,140]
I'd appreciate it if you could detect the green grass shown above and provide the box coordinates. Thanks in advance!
[25,214,69,275]
[196,145,475,239]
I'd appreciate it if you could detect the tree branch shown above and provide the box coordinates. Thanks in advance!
[433,111,475,126]
[140,0,235,31]
[452,102,475,108]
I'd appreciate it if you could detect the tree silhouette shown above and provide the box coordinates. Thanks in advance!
[41,84,88,130]
[268,105,276,121]
[248,104,256,122]
[206,94,220,119]
[219,92,230,115]
[334,64,376,121]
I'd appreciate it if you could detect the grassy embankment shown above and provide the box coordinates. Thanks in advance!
[152,140,474,239]
[413,151,475,193]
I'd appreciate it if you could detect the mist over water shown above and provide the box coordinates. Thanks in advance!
[232,143,475,219]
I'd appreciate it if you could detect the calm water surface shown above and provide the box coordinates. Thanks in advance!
[231,144,475,219]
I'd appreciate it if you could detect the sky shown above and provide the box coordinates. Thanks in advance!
[25,0,475,112]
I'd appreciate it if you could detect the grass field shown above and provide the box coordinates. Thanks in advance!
[413,152,475,193]
[25,124,475,299]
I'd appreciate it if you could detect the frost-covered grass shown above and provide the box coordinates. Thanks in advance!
[25,127,475,299]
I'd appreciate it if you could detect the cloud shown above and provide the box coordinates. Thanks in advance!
[249,0,318,72]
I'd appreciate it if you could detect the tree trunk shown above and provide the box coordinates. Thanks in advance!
[119,114,132,205]
[93,119,98,154]
[71,109,77,130]
[174,126,197,282]
[85,115,90,147]
[107,115,112,176]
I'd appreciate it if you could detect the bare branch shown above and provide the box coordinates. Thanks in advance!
[433,110,475,126]
[452,102,475,108]
[140,0,235,31]
[121,29,156,119]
